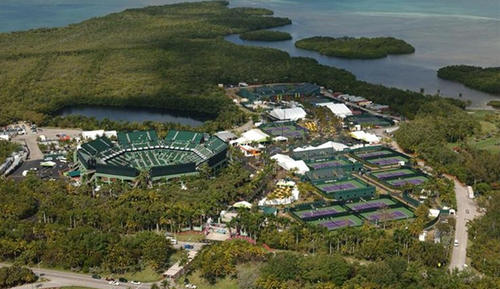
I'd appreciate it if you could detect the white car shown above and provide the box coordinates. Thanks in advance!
[131,281,141,285]
[109,281,120,286]
[166,236,178,245]
[454,239,459,247]
[185,284,197,289]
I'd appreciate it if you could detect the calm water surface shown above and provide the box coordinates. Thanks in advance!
[57,106,208,126]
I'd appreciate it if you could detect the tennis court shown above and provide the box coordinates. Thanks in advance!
[373,168,414,179]
[316,179,366,193]
[308,159,348,170]
[346,198,396,211]
[311,215,363,230]
[261,124,306,138]
[355,150,392,159]
[388,176,429,187]
[296,205,346,219]
[367,156,408,166]
[361,207,414,221]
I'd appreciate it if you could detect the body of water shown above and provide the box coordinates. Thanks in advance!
[1,0,499,108]
[57,106,208,126]
[227,0,500,108]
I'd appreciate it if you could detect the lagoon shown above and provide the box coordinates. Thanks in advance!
[57,106,208,126]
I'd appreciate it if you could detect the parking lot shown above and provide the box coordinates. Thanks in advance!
[9,159,70,182]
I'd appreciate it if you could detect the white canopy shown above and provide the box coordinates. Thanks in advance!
[294,141,348,152]
[317,102,353,119]
[271,154,310,175]
[350,131,380,144]
[233,201,253,209]
[268,107,307,121]
[230,129,269,145]
[82,130,117,140]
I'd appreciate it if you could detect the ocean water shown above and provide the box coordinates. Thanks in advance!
[1,0,499,108]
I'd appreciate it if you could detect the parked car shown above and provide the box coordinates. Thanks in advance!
[91,274,101,279]
[185,284,197,289]
[109,281,120,286]
[131,281,141,285]
[166,236,178,245]
[454,239,459,247]
[183,244,194,250]
[106,277,115,281]
[118,277,128,283]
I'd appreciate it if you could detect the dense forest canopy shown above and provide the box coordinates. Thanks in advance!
[295,36,415,59]
[240,30,293,41]
[438,65,500,95]
[0,1,464,127]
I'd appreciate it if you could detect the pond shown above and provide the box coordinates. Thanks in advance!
[57,105,209,127]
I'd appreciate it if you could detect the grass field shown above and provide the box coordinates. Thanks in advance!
[179,271,238,289]
[120,266,163,282]
[175,232,206,242]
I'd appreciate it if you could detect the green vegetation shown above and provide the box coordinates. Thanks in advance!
[120,266,162,283]
[295,36,415,59]
[0,1,290,127]
[0,0,466,128]
[0,266,37,288]
[0,140,20,164]
[469,192,500,277]
[488,100,500,109]
[192,239,498,289]
[0,160,274,275]
[438,65,500,94]
[240,30,292,41]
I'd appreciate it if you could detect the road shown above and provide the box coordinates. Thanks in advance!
[0,263,150,289]
[4,241,206,289]
[449,178,480,270]
[13,127,82,161]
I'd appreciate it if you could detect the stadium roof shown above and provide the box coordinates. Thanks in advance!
[166,130,203,144]
[317,102,353,119]
[268,107,307,121]
[118,130,158,145]
[80,137,113,155]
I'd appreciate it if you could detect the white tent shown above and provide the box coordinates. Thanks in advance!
[294,141,348,153]
[82,130,117,140]
[271,154,310,175]
[230,129,269,145]
[233,201,253,209]
[317,102,353,119]
[268,107,307,121]
[350,131,380,144]
[41,161,56,167]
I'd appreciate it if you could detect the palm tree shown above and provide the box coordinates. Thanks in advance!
[160,280,170,289]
